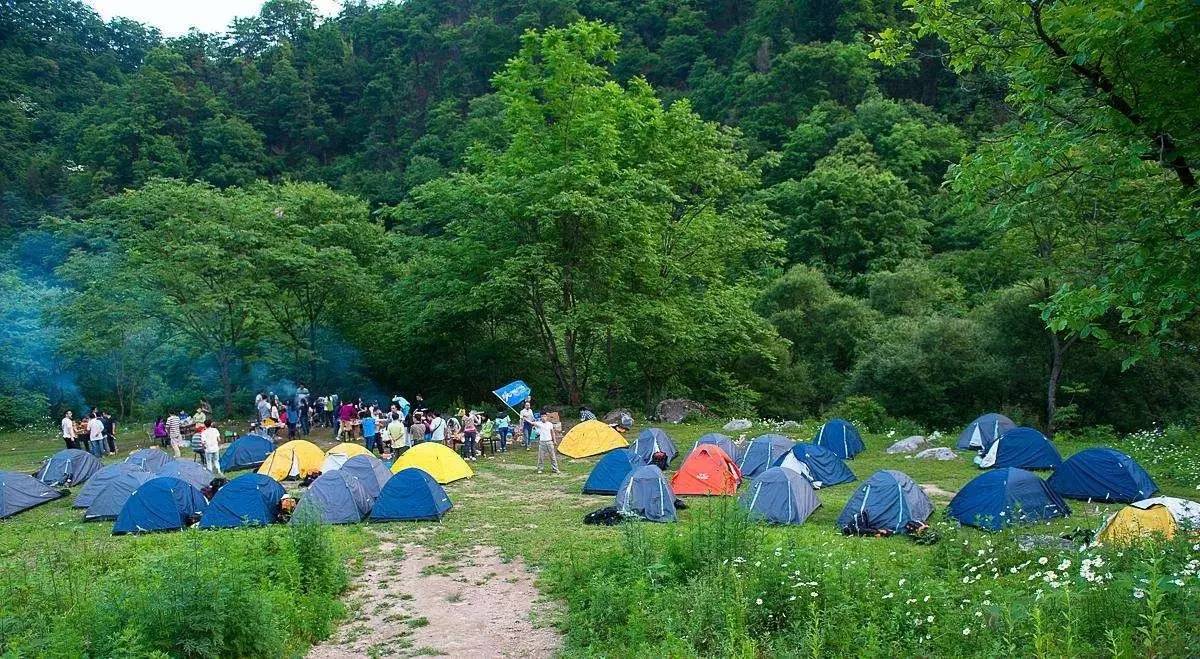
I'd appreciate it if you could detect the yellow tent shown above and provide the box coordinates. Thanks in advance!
[558,420,628,458]
[390,442,473,484]
[257,440,325,481]
[321,442,372,472]
[1096,504,1180,545]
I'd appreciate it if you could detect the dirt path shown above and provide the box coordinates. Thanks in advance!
[920,483,957,499]
[308,535,562,659]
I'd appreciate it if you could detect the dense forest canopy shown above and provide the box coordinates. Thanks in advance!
[1,0,1198,432]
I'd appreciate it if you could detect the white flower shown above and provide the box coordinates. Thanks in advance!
[898,578,906,587]
[1134,588,1146,600]
[923,595,931,603]
[755,598,763,605]
[962,627,971,636]
[1058,559,1072,571]
[927,615,935,623]
[1038,557,1049,565]
[811,592,819,597]
[975,611,983,617]
[882,592,894,600]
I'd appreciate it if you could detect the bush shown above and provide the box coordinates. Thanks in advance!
[827,395,890,433]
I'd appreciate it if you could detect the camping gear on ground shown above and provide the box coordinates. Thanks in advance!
[692,433,739,460]
[671,445,742,496]
[836,470,932,536]
[977,427,1062,470]
[739,467,821,525]
[74,463,148,508]
[257,440,325,481]
[156,459,214,490]
[219,434,274,472]
[389,442,473,484]
[949,468,1070,531]
[558,420,628,458]
[197,473,286,529]
[340,454,393,499]
[812,418,865,459]
[83,470,156,521]
[956,412,1016,451]
[582,449,640,495]
[1047,447,1158,502]
[0,471,64,519]
[125,447,172,472]
[321,442,373,472]
[369,467,452,522]
[775,443,856,487]
[583,505,624,526]
[615,464,678,522]
[35,449,100,487]
[738,434,795,478]
[292,470,373,525]
[112,476,208,535]
[1095,497,1200,545]
[630,428,677,466]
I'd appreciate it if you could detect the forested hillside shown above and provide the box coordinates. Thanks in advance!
[2,0,1198,432]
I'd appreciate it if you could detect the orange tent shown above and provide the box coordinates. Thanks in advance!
[671,445,742,496]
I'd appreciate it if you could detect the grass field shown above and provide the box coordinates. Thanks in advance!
[2,420,1199,657]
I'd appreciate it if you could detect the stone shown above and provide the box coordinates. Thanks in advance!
[655,399,706,423]
[886,435,927,454]
[778,420,802,431]
[914,447,958,461]
[602,408,633,425]
[723,418,753,432]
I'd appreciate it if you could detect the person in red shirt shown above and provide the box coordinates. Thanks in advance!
[337,402,357,441]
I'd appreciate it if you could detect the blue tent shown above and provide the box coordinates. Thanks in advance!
[113,476,208,535]
[738,434,795,478]
[0,472,64,519]
[36,449,100,487]
[582,449,639,495]
[775,443,856,487]
[1047,448,1158,503]
[956,413,1016,451]
[125,448,172,472]
[630,428,677,465]
[292,470,372,525]
[739,467,821,525]
[155,460,214,490]
[340,454,392,500]
[693,433,738,461]
[950,468,1070,531]
[369,468,452,522]
[74,463,148,508]
[978,427,1062,470]
[197,473,286,529]
[813,418,865,459]
[615,465,677,522]
[219,434,274,472]
[836,470,932,534]
[84,470,156,521]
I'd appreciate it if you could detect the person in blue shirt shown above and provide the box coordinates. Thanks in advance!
[360,411,378,453]
[495,412,511,452]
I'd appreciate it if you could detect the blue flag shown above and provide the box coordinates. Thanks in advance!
[493,380,532,407]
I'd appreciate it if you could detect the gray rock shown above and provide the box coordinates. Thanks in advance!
[886,435,928,454]
[723,418,753,432]
[914,447,958,461]
[602,408,634,426]
[655,399,706,423]
[778,420,802,431]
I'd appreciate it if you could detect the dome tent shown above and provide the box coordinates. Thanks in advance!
[775,443,856,488]
[836,470,932,535]
[197,473,286,529]
[219,434,275,472]
[156,460,214,490]
[949,468,1070,531]
[370,468,452,522]
[977,428,1062,470]
[125,448,172,472]
[615,465,678,523]
[36,449,100,487]
[74,463,148,509]
[670,445,742,496]
[0,472,64,519]
[257,440,325,481]
[1047,447,1158,503]
[812,418,865,459]
[292,470,373,525]
[740,467,821,525]
[340,454,393,499]
[321,442,373,473]
[630,428,678,466]
[83,470,156,521]
[112,476,208,535]
[956,413,1016,451]
[692,433,738,461]
[582,449,639,495]
[390,442,473,484]
[558,420,628,458]
[738,434,794,478]
[1095,497,1200,545]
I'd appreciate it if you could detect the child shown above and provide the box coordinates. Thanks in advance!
[153,417,168,449]
[190,425,206,463]
[495,412,511,452]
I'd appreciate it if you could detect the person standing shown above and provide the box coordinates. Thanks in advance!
[409,413,427,447]
[166,411,183,458]
[60,410,76,450]
[429,412,446,445]
[256,393,271,424]
[531,414,560,474]
[87,412,106,458]
[387,412,406,453]
[294,383,310,436]
[153,416,168,448]
[198,398,213,419]
[495,412,511,453]
[201,422,223,475]
[101,411,117,455]
[461,411,478,461]
[337,399,357,441]
[360,410,378,453]
[519,401,535,450]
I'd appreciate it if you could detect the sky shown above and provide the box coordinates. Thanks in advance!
[85,1,345,36]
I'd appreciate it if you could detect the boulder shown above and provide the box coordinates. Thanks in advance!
[723,418,753,432]
[655,399,706,424]
[914,447,958,461]
[603,408,634,426]
[778,420,802,431]
[886,435,927,454]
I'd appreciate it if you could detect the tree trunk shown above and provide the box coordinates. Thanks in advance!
[1045,329,1076,437]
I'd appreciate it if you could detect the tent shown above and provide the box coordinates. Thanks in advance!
[219,434,274,472]
[738,434,794,478]
[1095,497,1200,545]
[156,460,214,490]
[197,473,286,529]
[977,427,1062,470]
[257,440,325,481]
[74,463,148,508]
[112,476,208,535]
[670,445,741,496]
[739,467,821,525]
[1047,447,1158,502]
[83,470,156,521]
[389,442,473,484]
[292,470,372,525]
[615,465,677,523]
[630,428,678,466]
[369,468,452,522]
[558,420,628,458]
[321,442,373,473]
[582,449,639,495]
[0,471,64,519]
[956,413,1016,451]
[813,418,865,459]
[692,433,738,460]
[775,443,856,488]
[36,449,100,487]
[340,454,393,499]
[949,468,1070,531]
[836,470,932,535]
[125,447,173,472]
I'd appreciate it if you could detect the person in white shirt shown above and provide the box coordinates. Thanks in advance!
[519,402,536,450]
[60,410,76,450]
[429,412,446,443]
[201,423,223,475]
[87,413,106,458]
[166,412,183,458]
[531,416,559,474]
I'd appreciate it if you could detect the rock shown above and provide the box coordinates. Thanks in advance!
[914,447,958,461]
[655,399,706,423]
[723,418,753,432]
[886,435,927,454]
[602,408,634,425]
[778,420,802,431]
